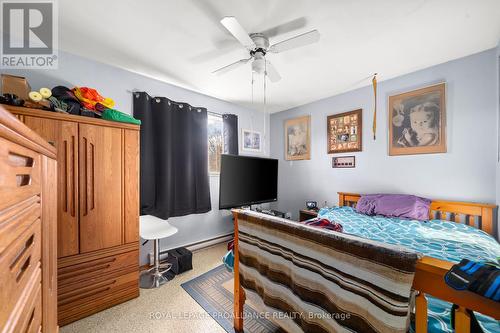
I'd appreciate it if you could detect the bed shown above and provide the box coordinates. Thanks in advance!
[231,192,499,333]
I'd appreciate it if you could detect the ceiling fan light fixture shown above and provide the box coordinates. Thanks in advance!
[252,54,266,74]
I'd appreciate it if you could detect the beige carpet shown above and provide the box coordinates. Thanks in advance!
[61,244,228,333]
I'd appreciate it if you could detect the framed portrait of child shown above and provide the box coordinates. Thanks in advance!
[285,115,311,160]
[388,83,446,156]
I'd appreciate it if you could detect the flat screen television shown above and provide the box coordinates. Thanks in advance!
[219,154,278,209]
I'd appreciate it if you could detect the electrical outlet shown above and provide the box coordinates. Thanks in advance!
[149,252,154,266]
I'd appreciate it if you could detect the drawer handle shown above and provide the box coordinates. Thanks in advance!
[8,152,34,167]
[59,283,115,306]
[59,278,117,300]
[16,174,31,187]
[16,255,31,283]
[10,234,34,269]
[59,263,112,280]
[59,257,116,276]
[25,307,36,333]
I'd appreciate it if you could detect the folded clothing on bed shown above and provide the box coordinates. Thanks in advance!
[356,194,431,220]
[301,217,343,232]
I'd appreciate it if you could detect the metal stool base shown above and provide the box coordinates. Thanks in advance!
[139,268,174,289]
[139,238,175,289]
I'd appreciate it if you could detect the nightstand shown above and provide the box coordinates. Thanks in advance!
[299,209,318,221]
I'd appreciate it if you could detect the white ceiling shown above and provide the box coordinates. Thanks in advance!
[59,0,500,113]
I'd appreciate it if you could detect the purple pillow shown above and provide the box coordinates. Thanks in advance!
[355,194,431,221]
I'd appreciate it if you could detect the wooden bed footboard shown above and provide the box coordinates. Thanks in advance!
[233,211,245,332]
[232,193,499,333]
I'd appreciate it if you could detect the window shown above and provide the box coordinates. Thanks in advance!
[208,114,223,174]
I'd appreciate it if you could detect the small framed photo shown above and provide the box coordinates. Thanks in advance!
[389,83,446,156]
[242,129,261,152]
[285,115,311,160]
[332,156,355,168]
[327,109,362,154]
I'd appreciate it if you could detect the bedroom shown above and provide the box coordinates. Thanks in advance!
[0,0,499,333]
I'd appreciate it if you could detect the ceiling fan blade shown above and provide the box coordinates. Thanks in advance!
[265,61,281,82]
[269,29,320,53]
[260,17,307,38]
[212,58,251,75]
[220,16,256,50]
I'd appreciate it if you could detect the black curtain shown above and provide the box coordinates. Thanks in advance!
[222,114,238,155]
[133,92,211,219]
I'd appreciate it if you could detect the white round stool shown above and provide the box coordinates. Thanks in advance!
[139,215,178,289]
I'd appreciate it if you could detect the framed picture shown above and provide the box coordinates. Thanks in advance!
[389,83,446,156]
[332,156,355,168]
[242,129,261,152]
[327,109,362,154]
[285,115,310,160]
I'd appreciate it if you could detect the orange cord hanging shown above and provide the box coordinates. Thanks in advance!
[372,73,378,140]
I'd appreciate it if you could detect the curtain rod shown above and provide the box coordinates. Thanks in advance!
[127,89,222,116]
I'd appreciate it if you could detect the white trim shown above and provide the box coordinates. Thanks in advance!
[187,233,233,252]
[158,232,233,255]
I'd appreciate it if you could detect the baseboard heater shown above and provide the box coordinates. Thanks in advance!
[148,232,233,266]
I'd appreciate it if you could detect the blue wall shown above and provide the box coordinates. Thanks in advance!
[270,49,498,237]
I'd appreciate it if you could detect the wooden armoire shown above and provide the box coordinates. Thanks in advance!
[5,105,140,326]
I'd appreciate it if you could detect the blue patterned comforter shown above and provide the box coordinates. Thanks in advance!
[318,206,500,333]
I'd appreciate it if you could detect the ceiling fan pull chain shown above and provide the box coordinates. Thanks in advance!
[263,57,268,154]
[251,71,254,106]
[264,58,267,111]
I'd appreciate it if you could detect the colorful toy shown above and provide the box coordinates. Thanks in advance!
[73,87,115,110]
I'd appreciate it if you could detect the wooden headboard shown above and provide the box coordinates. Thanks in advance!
[338,192,497,236]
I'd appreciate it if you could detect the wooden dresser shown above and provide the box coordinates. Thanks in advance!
[0,105,58,332]
[5,105,141,326]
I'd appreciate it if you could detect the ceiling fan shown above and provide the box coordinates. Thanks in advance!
[212,16,320,82]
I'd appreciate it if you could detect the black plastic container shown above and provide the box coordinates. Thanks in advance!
[165,247,192,274]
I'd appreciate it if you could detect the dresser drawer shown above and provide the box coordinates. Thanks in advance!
[0,137,41,212]
[58,271,139,325]
[0,195,41,256]
[2,266,42,333]
[58,249,139,288]
[0,218,42,328]
[10,269,42,333]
